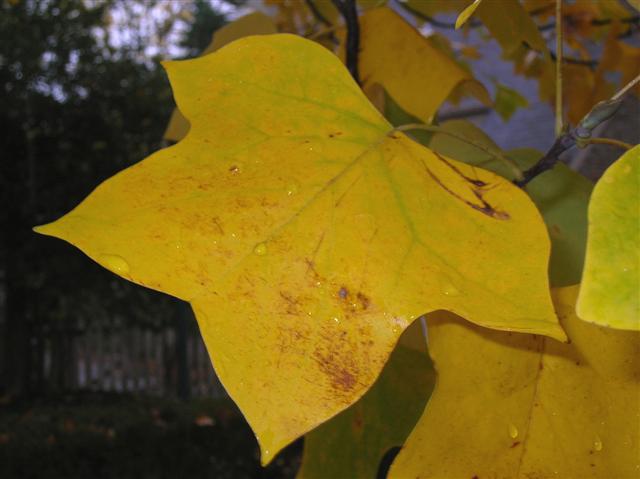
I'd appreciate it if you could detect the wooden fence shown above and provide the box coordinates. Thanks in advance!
[37,325,227,398]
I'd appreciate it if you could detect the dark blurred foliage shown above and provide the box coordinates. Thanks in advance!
[181,0,227,57]
[0,0,226,396]
[0,394,301,478]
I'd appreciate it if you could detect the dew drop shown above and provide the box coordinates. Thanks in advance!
[99,254,130,275]
[253,242,267,256]
[440,277,461,296]
[332,317,340,324]
[508,423,519,439]
[594,435,603,451]
[286,180,300,196]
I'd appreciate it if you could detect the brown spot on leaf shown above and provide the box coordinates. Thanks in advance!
[510,441,521,448]
[424,161,510,220]
[229,165,239,173]
[356,292,370,310]
[279,291,303,315]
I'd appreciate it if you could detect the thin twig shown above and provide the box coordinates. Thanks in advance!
[612,73,640,100]
[304,0,332,27]
[549,49,597,67]
[515,72,640,186]
[555,0,563,137]
[578,137,634,150]
[393,123,525,182]
[306,25,339,42]
[332,0,360,85]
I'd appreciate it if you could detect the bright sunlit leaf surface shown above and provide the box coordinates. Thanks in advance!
[389,285,640,479]
[578,145,640,330]
[35,34,563,463]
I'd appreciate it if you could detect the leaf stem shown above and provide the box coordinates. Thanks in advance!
[612,72,640,101]
[393,123,525,182]
[578,137,633,150]
[555,0,564,137]
[515,73,640,186]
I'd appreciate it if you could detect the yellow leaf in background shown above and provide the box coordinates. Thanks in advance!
[342,7,489,123]
[476,0,548,53]
[564,63,597,124]
[493,82,529,121]
[34,35,563,464]
[578,145,640,331]
[298,322,435,479]
[203,12,277,54]
[455,0,482,30]
[389,285,640,479]
[404,0,472,17]
[163,12,277,141]
[163,107,191,143]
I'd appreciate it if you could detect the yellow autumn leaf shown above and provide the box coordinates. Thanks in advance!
[298,322,435,479]
[389,285,640,479]
[404,0,471,17]
[163,12,277,141]
[455,0,482,29]
[578,145,640,331]
[342,7,489,123]
[34,35,563,464]
[475,0,547,53]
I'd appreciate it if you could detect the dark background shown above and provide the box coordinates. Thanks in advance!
[0,1,301,477]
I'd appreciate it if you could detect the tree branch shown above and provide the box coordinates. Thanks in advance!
[514,73,640,186]
[555,0,564,137]
[332,0,360,85]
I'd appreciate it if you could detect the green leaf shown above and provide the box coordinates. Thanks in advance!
[577,145,640,330]
[493,83,529,121]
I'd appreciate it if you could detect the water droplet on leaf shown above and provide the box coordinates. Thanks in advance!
[253,242,267,256]
[286,180,300,196]
[594,435,603,451]
[99,254,130,275]
[508,423,518,439]
[440,276,461,296]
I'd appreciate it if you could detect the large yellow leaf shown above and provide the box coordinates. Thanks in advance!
[381,110,593,287]
[389,285,640,479]
[298,322,435,479]
[34,35,563,463]
[163,12,277,142]
[343,7,489,123]
[578,145,640,330]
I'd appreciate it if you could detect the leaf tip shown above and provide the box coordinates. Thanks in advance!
[33,221,60,238]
